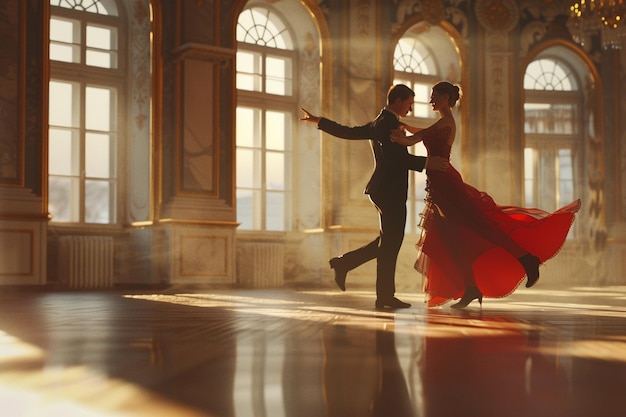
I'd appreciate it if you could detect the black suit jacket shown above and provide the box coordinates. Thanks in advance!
[318,108,427,199]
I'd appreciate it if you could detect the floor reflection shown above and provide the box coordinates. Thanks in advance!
[420,314,567,417]
[0,287,626,416]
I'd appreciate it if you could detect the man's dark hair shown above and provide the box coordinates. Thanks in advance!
[387,84,415,105]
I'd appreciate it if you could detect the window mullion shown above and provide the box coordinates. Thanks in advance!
[79,81,87,223]
[261,52,267,94]
[260,109,267,230]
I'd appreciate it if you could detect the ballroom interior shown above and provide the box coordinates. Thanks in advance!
[1,0,626,416]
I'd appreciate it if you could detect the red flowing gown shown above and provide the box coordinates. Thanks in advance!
[416,126,581,306]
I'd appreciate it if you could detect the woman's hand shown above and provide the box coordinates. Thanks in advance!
[401,123,422,134]
[300,108,320,124]
[391,127,420,146]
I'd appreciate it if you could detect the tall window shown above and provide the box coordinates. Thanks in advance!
[393,34,440,234]
[523,58,580,239]
[48,0,122,224]
[236,7,295,231]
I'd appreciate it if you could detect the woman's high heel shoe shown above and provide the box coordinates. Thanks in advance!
[519,254,541,287]
[450,286,483,309]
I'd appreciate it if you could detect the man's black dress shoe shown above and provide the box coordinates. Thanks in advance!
[519,254,541,287]
[329,257,347,291]
[375,297,411,309]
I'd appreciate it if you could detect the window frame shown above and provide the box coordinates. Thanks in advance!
[48,2,126,226]
[235,6,297,232]
[523,58,583,239]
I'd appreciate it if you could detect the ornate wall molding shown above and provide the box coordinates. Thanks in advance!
[392,0,468,37]
[127,0,152,223]
[475,0,519,33]
[0,0,21,185]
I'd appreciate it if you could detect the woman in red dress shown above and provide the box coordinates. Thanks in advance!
[391,81,580,308]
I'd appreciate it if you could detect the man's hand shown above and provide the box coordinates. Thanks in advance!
[300,108,320,124]
[427,156,449,171]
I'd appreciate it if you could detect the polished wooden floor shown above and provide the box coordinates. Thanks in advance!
[1,284,626,417]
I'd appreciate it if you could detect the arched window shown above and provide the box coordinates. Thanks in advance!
[523,57,581,239]
[393,22,461,234]
[48,0,123,223]
[236,7,295,231]
[393,35,438,120]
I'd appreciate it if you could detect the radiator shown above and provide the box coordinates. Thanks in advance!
[58,236,114,288]
[237,242,284,288]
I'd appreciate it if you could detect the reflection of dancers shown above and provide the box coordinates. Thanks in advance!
[420,314,572,417]
[392,81,580,308]
[373,330,414,417]
[322,325,413,417]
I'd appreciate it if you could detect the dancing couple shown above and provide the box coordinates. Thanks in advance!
[301,82,579,309]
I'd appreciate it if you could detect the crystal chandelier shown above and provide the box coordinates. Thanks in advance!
[567,0,626,49]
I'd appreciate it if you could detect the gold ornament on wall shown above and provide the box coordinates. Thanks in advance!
[475,0,519,33]
[421,0,446,25]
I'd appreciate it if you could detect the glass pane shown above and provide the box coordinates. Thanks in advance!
[266,56,291,95]
[413,103,430,118]
[265,111,287,150]
[266,151,284,190]
[524,103,578,134]
[236,107,260,148]
[558,148,574,205]
[236,51,255,71]
[524,103,549,133]
[85,180,112,223]
[86,25,113,49]
[50,18,77,43]
[265,56,286,79]
[85,133,111,178]
[50,44,80,63]
[237,73,262,92]
[236,148,261,188]
[49,81,78,127]
[86,86,111,131]
[266,191,285,231]
[49,176,79,222]
[87,50,116,68]
[236,51,262,92]
[49,128,79,176]
[50,18,80,63]
[237,189,260,230]
[414,83,430,102]
[553,104,577,134]
[524,147,535,206]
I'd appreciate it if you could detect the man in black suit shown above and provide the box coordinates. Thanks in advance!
[300,84,448,309]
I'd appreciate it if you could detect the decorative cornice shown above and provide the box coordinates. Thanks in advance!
[172,43,235,63]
